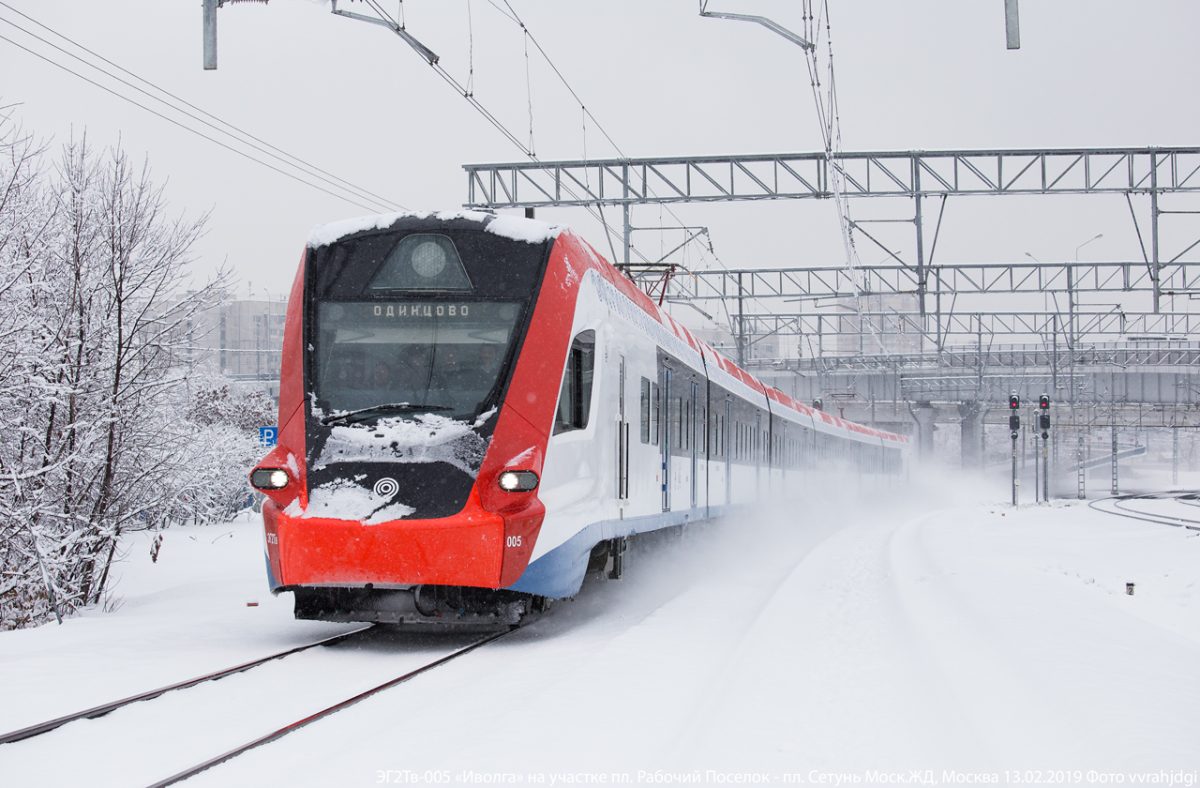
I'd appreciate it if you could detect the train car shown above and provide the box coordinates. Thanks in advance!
[250,211,909,627]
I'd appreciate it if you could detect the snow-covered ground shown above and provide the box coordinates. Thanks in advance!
[2,469,1199,787]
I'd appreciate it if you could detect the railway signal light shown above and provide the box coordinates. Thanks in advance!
[1008,396,1021,506]
[813,398,823,411]
[1039,394,1050,410]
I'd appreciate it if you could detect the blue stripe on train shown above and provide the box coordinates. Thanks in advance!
[506,504,745,599]
[264,552,282,593]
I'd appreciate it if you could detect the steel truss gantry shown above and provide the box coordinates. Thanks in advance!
[666,261,1198,301]
[465,148,1200,206]
[464,146,1200,325]
[734,310,1200,353]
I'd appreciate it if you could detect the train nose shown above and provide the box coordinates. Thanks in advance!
[266,490,508,589]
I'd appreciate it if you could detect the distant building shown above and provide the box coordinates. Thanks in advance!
[829,294,923,355]
[691,324,794,365]
[188,297,287,392]
[690,325,738,358]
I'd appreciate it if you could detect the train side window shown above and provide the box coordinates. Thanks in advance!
[640,377,651,444]
[554,330,595,434]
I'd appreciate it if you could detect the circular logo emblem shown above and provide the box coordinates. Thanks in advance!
[372,477,400,498]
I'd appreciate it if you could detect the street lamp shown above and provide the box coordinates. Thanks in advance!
[1066,234,1104,349]
[1025,251,1049,312]
[1026,251,1065,344]
[1074,233,1104,262]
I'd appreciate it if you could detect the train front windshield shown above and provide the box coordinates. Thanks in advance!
[312,300,523,420]
[306,222,551,426]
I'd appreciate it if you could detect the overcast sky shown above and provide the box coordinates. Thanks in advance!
[1,0,1197,324]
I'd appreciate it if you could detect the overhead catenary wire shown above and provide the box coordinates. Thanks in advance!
[521,27,535,155]
[701,0,882,358]
[355,0,655,268]
[496,1,701,243]
[359,0,528,156]
[800,0,889,356]
[385,0,669,271]
[485,0,755,335]
[578,106,629,269]
[0,31,391,214]
[0,1,403,213]
[347,0,766,347]
[463,0,745,305]
[465,0,475,96]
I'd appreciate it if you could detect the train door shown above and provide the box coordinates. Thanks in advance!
[617,357,629,503]
[689,379,699,510]
[661,365,672,512]
[724,398,732,505]
[754,410,763,498]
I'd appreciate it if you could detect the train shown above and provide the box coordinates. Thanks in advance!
[250,211,910,627]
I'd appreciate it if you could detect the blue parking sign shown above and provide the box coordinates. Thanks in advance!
[258,426,278,448]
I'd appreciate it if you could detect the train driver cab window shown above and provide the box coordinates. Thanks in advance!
[555,330,595,434]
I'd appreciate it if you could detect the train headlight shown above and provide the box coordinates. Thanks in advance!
[498,470,538,492]
[411,240,448,278]
[250,468,290,490]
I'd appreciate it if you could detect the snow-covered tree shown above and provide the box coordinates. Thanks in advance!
[0,116,241,629]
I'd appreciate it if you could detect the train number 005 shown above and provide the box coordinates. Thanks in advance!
[505,535,523,548]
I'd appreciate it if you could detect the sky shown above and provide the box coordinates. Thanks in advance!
[1,0,1197,327]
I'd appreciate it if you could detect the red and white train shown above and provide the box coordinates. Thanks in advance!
[251,211,909,626]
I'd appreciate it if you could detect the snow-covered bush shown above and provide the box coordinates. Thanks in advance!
[164,381,277,527]
[0,118,233,629]
[186,381,275,432]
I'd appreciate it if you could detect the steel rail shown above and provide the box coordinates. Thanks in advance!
[0,625,374,745]
[1088,493,1200,531]
[146,627,516,788]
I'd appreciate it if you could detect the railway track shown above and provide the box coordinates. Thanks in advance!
[1088,491,1200,531]
[1175,493,1200,511]
[147,627,515,787]
[0,622,517,787]
[0,624,374,745]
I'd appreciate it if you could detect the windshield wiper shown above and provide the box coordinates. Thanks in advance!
[320,403,453,426]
